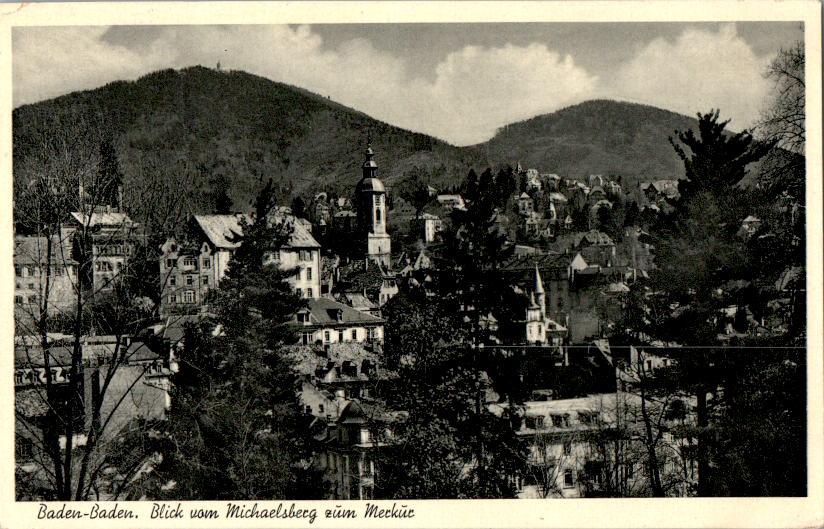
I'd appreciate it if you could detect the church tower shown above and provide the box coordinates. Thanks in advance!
[356,145,392,268]
[525,292,547,344]
[534,265,546,319]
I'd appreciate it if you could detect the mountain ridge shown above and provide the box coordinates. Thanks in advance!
[14,66,740,224]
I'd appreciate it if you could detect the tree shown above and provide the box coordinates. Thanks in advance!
[398,167,434,218]
[376,291,527,498]
[759,41,804,156]
[14,109,165,501]
[621,109,807,497]
[145,179,327,499]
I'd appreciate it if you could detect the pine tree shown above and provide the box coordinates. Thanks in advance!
[148,179,326,499]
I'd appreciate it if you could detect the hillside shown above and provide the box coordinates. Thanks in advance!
[14,68,760,228]
[12,66,479,217]
[478,100,704,188]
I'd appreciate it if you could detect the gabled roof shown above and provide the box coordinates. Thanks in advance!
[194,213,320,250]
[574,230,614,247]
[299,298,383,326]
[69,211,137,228]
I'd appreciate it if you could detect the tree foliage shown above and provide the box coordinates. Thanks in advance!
[146,180,327,499]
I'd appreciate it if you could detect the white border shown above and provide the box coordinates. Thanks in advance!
[0,2,821,528]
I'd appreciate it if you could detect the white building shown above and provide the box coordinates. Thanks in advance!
[160,213,321,315]
[356,146,391,268]
[294,298,384,346]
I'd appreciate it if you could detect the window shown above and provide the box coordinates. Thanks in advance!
[375,208,381,222]
[14,265,21,277]
[183,258,197,268]
[579,412,597,425]
[338,331,344,342]
[307,288,313,298]
[202,276,209,286]
[305,405,312,414]
[170,277,176,286]
[116,262,123,271]
[351,329,357,341]
[306,267,312,280]
[324,330,330,343]
[166,258,176,268]
[170,294,177,303]
[186,276,194,286]
[318,404,324,414]
[563,469,575,488]
[14,295,23,304]
[296,288,302,297]
[183,290,195,303]
[563,440,572,456]
[202,258,211,269]
[27,283,35,290]
[551,414,570,427]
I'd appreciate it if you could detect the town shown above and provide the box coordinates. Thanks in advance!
[14,124,805,500]
[12,27,806,503]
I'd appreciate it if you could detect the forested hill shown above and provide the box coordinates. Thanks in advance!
[14,67,757,219]
[477,100,706,188]
[12,66,480,213]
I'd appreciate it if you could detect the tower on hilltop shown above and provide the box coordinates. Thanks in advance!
[356,144,391,268]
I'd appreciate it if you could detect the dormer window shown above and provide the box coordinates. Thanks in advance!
[336,309,344,322]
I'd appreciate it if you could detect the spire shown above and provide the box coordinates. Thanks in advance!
[534,264,545,294]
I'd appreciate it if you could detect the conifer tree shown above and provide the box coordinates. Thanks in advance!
[148,179,326,499]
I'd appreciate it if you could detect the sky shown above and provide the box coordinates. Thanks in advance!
[13,22,803,146]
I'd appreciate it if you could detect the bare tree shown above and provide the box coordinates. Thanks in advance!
[14,108,173,501]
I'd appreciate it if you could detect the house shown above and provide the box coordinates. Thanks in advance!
[159,213,321,316]
[319,398,401,500]
[14,235,78,321]
[491,392,696,498]
[64,210,142,293]
[15,335,172,482]
[293,298,384,346]
[518,192,535,215]
[436,194,465,210]
[418,213,443,243]
[640,180,680,205]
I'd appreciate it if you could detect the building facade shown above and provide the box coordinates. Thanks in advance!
[159,214,321,316]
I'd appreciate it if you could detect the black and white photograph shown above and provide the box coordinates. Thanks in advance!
[4,2,822,527]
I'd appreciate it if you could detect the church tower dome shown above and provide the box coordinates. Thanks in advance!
[356,143,391,268]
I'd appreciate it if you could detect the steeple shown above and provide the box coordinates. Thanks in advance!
[362,144,378,179]
[534,264,546,318]
[355,141,391,268]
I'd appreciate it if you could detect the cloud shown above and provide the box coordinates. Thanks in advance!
[13,25,597,145]
[13,24,772,144]
[611,24,773,130]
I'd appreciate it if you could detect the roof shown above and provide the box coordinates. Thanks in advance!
[574,230,614,247]
[356,177,386,194]
[194,214,320,250]
[299,297,383,326]
[549,192,568,203]
[15,338,161,368]
[14,236,77,265]
[69,211,137,228]
[499,252,575,273]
